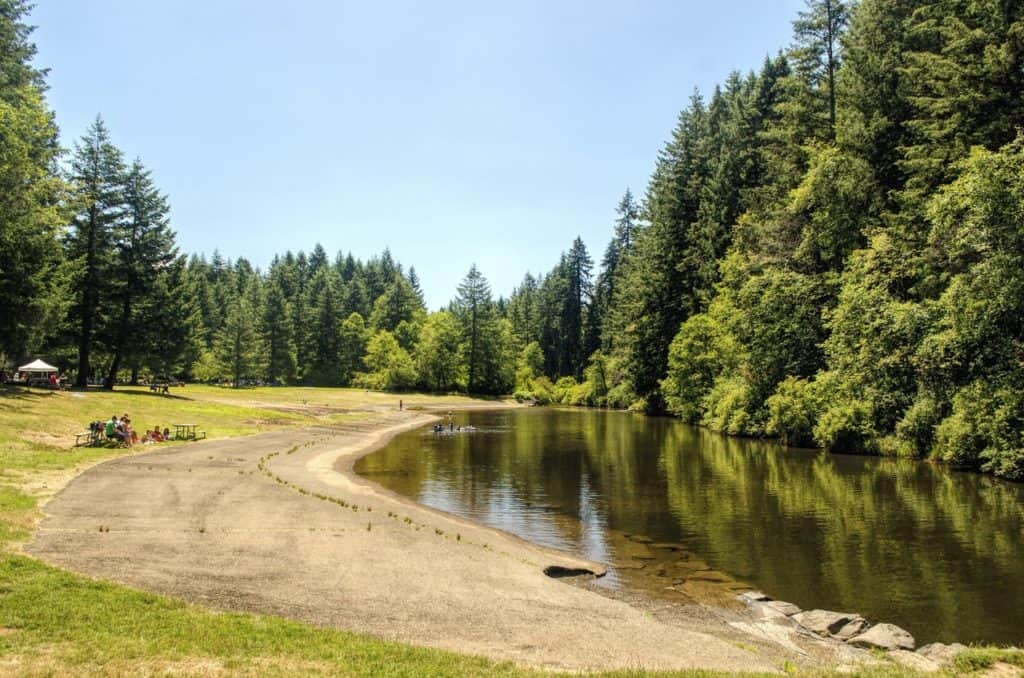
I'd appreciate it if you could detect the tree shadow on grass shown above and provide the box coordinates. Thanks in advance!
[112,390,194,402]
[0,385,55,405]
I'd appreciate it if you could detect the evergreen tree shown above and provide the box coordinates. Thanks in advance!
[0,0,48,95]
[593,190,639,351]
[104,158,176,388]
[790,0,851,139]
[537,260,568,376]
[337,312,368,385]
[610,93,712,407]
[836,0,922,202]
[308,242,328,274]
[292,250,310,376]
[562,237,593,379]
[0,2,65,361]
[305,268,343,385]
[213,281,262,387]
[369,276,424,332]
[454,264,494,393]
[507,272,540,349]
[407,266,425,307]
[898,0,1024,215]
[65,117,125,386]
[262,280,297,383]
[141,256,200,378]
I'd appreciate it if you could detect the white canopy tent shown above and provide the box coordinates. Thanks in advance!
[18,359,58,373]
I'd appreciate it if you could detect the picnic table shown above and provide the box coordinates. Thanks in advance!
[173,424,206,441]
[74,429,103,447]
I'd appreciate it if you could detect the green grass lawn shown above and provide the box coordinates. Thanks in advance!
[0,384,1007,676]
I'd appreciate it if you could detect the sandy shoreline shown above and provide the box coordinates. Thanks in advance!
[26,409,823,672]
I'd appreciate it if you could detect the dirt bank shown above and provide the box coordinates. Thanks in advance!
[26,410,806,672]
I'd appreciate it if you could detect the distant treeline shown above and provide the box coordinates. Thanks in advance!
[2,0,1023,479]
[0,0,517,396]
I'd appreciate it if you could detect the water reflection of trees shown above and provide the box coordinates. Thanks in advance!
[655,424,1024,644]
[357,410,1024,645]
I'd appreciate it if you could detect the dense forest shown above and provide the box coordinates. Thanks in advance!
[510,0,1024,481]
[2,0,1023,479]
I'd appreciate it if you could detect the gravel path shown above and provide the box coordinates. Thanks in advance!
[26,411,783,672]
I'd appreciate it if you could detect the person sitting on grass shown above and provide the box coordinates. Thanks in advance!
[119,414,137,446]
[150,427,164,442]
[105,415,127,446]
[163,427,171,440]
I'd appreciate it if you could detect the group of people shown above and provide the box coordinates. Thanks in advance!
[89,414,170,447]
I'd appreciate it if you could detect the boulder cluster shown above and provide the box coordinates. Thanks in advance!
[738,591,967,671]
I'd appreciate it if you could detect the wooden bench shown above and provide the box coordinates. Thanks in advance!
[149,383,170,394]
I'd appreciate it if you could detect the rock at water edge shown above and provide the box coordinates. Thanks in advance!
[765,600,801,616]
[832,617,869,641]
[792,609,861,636]
[848,623,916,651]
[738,591,771,603]
[750,602,791,622]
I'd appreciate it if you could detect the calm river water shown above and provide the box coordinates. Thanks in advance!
[355,408,1024,646]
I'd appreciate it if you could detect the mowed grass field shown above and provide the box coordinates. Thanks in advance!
[0,383,1016,676]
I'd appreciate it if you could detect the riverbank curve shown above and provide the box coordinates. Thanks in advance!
[26,410,783,672]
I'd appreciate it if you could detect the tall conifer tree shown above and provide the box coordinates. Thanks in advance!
[455,264,494,393]
[104,158,176,387]
[0,1,66,361]
[65,117,125,386]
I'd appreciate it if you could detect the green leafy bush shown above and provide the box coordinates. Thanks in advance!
[701,376,756,435]
[813,396,879,454]
[933,379,1024,480]
[662,312,741,423]
[765,377,821,447]
[894,393,944,458]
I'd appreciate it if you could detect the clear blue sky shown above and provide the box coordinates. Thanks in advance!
[32,0,804,309]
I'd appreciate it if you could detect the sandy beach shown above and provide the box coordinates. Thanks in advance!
[26,409,800,672]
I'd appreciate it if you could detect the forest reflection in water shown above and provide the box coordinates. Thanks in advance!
[354,408,1024,646]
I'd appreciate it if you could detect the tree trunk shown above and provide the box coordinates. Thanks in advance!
[76,309,92,387]
[105,295,133,390]
[105,353,120,391]
[826,0,837,139]
[75,212,99,388]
